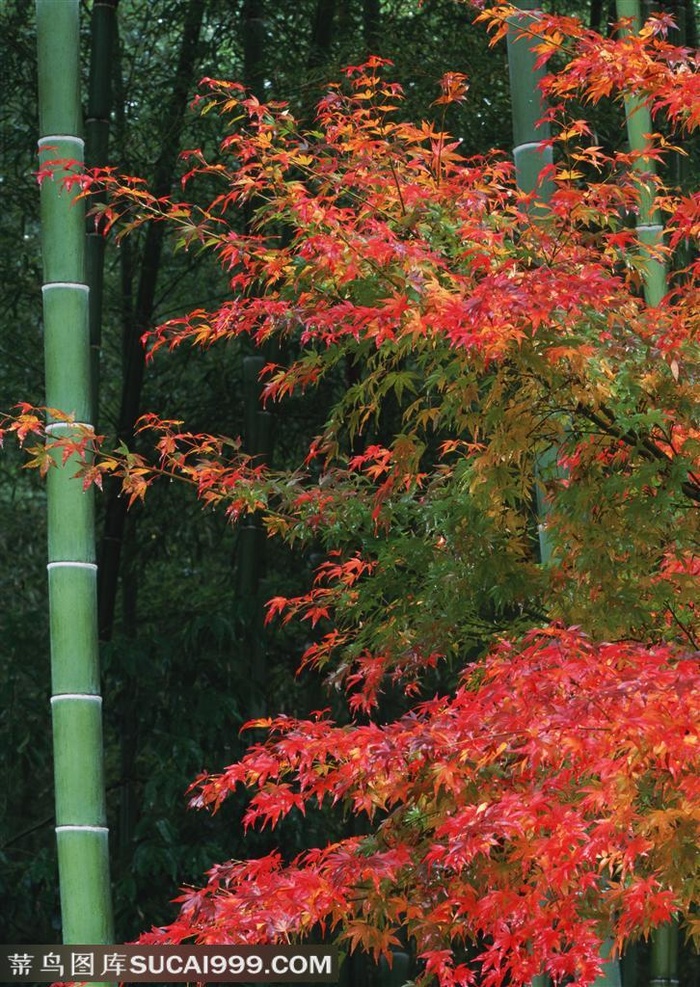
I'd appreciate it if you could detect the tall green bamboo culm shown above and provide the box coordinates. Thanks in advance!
[505,0,555,569]
[618,3,676,985]
[506,6,619,985]
[36,0,114,961]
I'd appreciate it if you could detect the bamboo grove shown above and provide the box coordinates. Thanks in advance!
[3,1,700,985]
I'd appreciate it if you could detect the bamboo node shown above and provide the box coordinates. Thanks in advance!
[41,282,89,292]
[55,825,109,833]
[50,693,102,703]
[47,560,98,569]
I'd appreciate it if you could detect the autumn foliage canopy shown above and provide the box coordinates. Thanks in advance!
[5,3,700,985]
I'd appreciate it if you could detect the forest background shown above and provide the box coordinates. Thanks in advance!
[1,1,699,985]
[1,0,517,946]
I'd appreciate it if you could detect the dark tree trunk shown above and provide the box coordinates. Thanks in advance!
[98,0,206,643]
[589,0,605,31]
[242,0,266,100]
[85,0,119,425]
[363,0,381,54]
[308,0,335,69]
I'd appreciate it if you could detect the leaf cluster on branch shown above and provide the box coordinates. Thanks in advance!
[159,628,699,987]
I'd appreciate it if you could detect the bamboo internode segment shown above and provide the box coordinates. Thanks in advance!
[506,4,554,204]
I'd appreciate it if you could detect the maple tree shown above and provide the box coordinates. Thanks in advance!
[4,2,700,984]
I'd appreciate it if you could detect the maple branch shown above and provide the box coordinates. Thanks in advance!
[574,402,700,504]
[664,602,699,651]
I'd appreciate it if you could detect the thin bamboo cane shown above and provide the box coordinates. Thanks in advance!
[506,6,620,985]
[505,0,555,567]
[36,0,114,969]
[617,0,667,308]
[617,4,677,985]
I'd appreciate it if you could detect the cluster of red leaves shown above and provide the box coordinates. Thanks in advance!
[82,52,669,366]
[141,628,699,987]
[129,14,700,977]
[480,5,699,123]
[63,25,699,636]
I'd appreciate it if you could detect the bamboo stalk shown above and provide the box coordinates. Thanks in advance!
[506,6,620,984]
[617,4,677,984]
[649,923,679,987]
[36,0,114,969]
[506,1,554,203]
[617,0,667,308]
[506,0,555,566]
